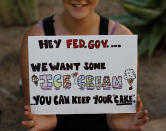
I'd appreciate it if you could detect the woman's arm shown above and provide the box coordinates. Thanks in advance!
[20,24,57,131]
[20,23,44,104]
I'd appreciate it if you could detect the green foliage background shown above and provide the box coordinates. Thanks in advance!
[0,0,38,25]
[110,0,166,57]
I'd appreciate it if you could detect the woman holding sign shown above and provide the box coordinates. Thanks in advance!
[20,0,149,131]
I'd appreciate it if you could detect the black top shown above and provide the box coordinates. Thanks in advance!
[42,15,110,131]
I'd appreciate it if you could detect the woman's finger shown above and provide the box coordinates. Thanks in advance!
[24,105,31,112]
[136,116,149,126]
[137,110,148,119]
[136,95,143,112]
[21,120,34,128]
[24,111,33,120]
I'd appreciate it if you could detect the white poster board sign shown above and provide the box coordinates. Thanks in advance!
[28,35,137,114]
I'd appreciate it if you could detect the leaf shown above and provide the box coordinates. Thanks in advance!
[139,23,166,57]
[122,3,162,20]
[15,0,38,25]
[148,23,166,56]
[0,0,14,25]
[159,11,166,23]
[109,14,149,28]
[138,33,150,56]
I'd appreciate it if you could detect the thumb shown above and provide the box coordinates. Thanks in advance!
[136,94,143,112]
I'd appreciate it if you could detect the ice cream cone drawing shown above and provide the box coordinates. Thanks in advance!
[127,78,134,87]
[32,75,39,86]
[124,69,136,90]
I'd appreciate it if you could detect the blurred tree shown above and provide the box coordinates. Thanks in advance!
[0,0,38,26]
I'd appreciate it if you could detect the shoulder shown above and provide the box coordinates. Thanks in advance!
[108,19,133,35]
[21,23,44,52]
[25,23,45,36]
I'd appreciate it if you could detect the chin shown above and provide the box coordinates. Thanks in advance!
[70,12,89,19]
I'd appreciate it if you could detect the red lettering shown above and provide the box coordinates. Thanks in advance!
[95,40,100,48]
[66,39,72,48]
[101,40,108,48]
[73,39,78,48]
[79,39,85,48]
[88,40,94,49]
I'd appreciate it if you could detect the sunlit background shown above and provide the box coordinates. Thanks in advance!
[0,0,166,130]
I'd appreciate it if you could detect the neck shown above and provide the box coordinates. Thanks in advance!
[60,11,100,35]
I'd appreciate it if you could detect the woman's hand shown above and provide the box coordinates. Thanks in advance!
[22,105,57,131]
[107,95,149,131]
